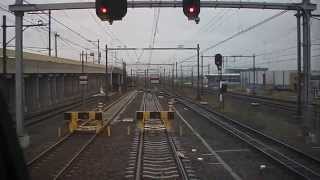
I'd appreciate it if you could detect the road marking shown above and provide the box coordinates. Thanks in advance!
[175,108,243,180]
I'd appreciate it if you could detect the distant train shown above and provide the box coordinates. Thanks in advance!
[150,74,160,84]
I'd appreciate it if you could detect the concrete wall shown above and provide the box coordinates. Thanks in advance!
[0,49,126,112]
[0,73,110,118]
[0,50,126,119]
[0,49,122,74]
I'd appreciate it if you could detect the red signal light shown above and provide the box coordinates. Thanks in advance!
[188,7,195,13]
[100,6,108,14]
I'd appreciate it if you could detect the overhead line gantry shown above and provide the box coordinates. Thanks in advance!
[7,0,316,147]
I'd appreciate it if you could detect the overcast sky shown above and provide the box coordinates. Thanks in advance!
[1,0,320,74]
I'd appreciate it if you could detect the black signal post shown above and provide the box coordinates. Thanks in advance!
[215,53,224,109]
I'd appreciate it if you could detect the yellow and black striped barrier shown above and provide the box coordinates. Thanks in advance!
[64,111,103,133]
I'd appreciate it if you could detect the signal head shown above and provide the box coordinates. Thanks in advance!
[215,54,223,70]
[183,0,200,21]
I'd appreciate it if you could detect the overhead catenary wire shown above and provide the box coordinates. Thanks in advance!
[179,10,288,64]
[236,54,320,68]
[22,0,99,49]
[147,8,161,67]
[207,9,235,33]
[1,2,95,56]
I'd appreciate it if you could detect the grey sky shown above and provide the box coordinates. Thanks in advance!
[1,0,320,73]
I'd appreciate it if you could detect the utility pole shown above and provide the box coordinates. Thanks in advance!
[163,68,165,88]
[130,68,133,87]
[2,15,7,74]
[201,55,204,95]
[146,68,149,89]
[196,44,201,100]
[145,69,147,89]
[191,67,194,89]
[296,11,302,116]
[81,50,85,106]
[175,62,178,79]
[54,32,59,57]
[302,0,312,107]
[48,10,51,56]
[180,64,183,89]
[123,62,127,92]
[105,44,109,101]
[98,39,100,64]
[85,50,88,63]
[253,54,256,89]
[301,0,312,121]
[172,63,174,89]
[15,0,28,147]
[81,50,84,73]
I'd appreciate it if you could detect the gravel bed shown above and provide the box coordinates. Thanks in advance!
[29,133,94,180]
[173,102,300,180]
[173,88,320,161]
[57,92,143,179]
[24,93,122,162]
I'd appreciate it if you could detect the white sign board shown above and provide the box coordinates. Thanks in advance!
[79,75,88,80]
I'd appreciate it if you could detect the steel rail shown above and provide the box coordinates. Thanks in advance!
[135,92,146,180]
[153,93,190,180]
[27,92,134,172]
[165,89,320,168]
[53,91,138,180]
[226,91,296,104]
[25,96,98,127]
[174,109,242,180]
[27,133,72,166]
[178,93,320,163]
[226,93,296,112]
[202,89,297,112]
[176,96,320,180]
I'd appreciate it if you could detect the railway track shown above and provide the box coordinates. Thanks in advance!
[174,94,320,180]
[203,89,297,112]
[27,91,137,180]
[25,94,104,127]
[126,92,190,180]
[225,91,297,112]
